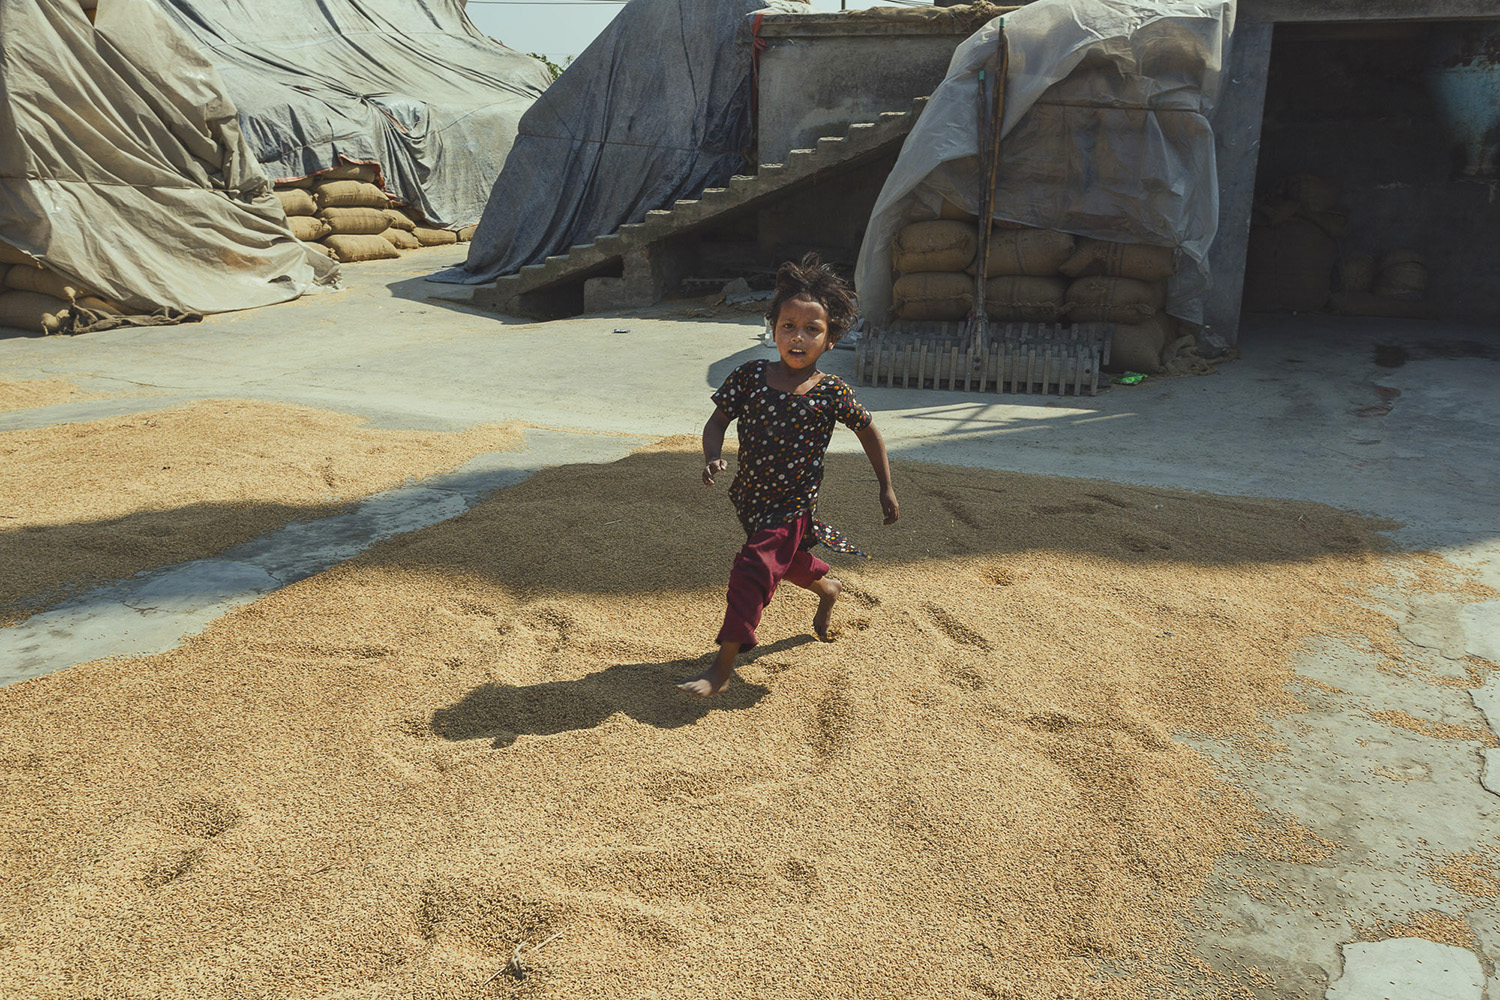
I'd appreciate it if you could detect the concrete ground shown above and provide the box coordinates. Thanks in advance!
[2,254,1497,998]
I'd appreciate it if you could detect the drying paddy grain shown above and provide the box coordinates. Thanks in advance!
[0,436,1478,998]
[0,376,99,412]
[0,400,522,624]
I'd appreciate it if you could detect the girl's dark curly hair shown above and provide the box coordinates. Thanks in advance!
[765,252,860,343]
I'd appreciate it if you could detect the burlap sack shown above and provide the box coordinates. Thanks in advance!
[382,228,422,251]
[892,271,973,321]
[938,198,976,223]
[77,295,125,316]
[977,229,1075,277]
[1307,210,1350,240]
[457,225,477,243]
[412,227,459,247]
[1242,219,1336,313]
[937,197,1025,229]
[1102,314,1176,374]
[0,243,40,267]
[316,180,389,210]
[288,216,333,242]
[323,234,400,263]
[1059,239,1175,281]
[275,188,317,217]
[892,221,977,273]
[309,242,339,260]
[0,265,8,288]
[4,266,90,302]
[319,162,379,184]
[317,207,391,236]
[275,176,315,190]
[383,209,417,232]
[1066,277,1165,324]
[983,276,1069,323]
[0,291,67,334]
[1377,250,1427,299]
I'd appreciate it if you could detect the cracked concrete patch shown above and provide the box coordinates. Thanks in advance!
[0,428,646,688]
[1459,600,1500,665]
[1399,597,1469,660]
[1327,939,1484,1000]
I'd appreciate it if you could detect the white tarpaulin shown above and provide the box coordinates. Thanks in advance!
[0,0,336,318]
[855,0,1233,326]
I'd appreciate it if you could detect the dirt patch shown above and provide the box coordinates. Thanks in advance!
[0,377,101,412]
[0,439,1476,998]
[0,400,523,624]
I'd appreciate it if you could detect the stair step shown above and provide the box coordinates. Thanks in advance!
[479,94,934,313]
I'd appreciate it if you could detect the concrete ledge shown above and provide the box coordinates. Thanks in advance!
[755,5,1019,39]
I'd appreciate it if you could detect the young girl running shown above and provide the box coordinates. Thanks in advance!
[679,254,899,697]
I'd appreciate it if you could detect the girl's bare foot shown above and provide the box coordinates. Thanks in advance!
[678,644,739,697]
[813,576,841,641]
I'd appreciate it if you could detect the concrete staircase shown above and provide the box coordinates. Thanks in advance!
[472,97,928,320]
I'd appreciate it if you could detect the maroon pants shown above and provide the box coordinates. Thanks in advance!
[717,515,831,649]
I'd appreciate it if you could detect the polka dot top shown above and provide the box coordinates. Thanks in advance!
[712,359,874,556]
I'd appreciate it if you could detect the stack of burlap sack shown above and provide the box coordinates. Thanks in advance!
[1244,172,1428,318]
[889,209,1179,372]
[0,244,130,335]
[273,163,477,264]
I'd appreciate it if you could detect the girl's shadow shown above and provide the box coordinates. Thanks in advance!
[429,636,812,748]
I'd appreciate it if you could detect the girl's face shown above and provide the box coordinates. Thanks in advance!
[773,296,833,373]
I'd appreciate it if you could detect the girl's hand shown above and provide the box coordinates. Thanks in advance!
[703,458,728,486]
[880,486,900,525]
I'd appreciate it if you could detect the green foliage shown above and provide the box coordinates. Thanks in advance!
[527,52,567,83]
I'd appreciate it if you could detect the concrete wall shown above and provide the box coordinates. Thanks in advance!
[754,9,991,164]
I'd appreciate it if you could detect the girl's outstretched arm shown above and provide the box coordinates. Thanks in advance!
[855,422,899,524]
[702,407,731,485]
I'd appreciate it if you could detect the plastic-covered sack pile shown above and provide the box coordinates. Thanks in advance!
[856,0,1231,373]
[272,164,475,264]
[150,0,552,232]
[431,0,804,286]
[0,0,336,336]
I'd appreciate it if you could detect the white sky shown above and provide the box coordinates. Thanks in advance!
[464,0,906,64]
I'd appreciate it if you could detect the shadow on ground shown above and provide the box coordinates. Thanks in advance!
[1,443,1399,629]
[428,637,813,746]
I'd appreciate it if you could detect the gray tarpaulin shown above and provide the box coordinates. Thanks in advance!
[430,0,805,285]
[151,0,552,230]
[855,0,1231,326]
[0,0,336,316]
